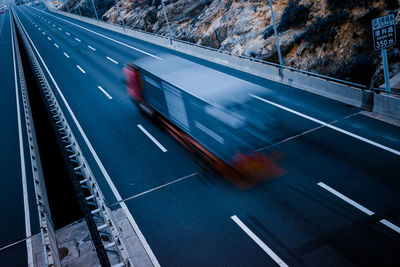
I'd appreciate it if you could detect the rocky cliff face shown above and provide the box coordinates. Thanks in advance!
[102,0,400,87]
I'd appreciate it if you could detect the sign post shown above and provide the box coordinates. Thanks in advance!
[268,0,284,78]
[372,14,396,95]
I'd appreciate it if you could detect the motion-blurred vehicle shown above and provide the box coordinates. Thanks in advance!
[0,9,3,14]
[124,54,285,187]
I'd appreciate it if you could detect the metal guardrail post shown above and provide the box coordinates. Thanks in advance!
[381,48,391,95]
[90,0,99,21]
[268,0,284,78]
[76,2,83,18]
[161,0,173,44]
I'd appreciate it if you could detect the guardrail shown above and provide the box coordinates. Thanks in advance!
[44,7,400,119]
[11,8,60,266]
[14,7,134,266]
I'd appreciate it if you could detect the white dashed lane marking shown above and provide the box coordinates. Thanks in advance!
[106,56,118,64]
[137,124,167,152]
[97,86,113,100]
[63,52,70,58]
[318,182,400,235]
[76,65,86,74]
[231,215,288,267]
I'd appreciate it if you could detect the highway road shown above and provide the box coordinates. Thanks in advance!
[0,5,39,266]
[8,2,400,266]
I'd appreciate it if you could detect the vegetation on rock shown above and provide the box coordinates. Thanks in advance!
[64,0,400,87]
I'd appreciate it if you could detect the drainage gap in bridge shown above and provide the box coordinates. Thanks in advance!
[15,24,83,230]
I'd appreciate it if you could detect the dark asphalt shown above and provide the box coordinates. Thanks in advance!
[0,6,39,265]
[8,3,400,266]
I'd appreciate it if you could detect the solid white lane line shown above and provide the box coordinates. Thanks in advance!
[137,124,167,152]
[317,182,374,216]
[66,32,70,35]
[88,45,96,51]
[106,56,118,64]
[231,215,288,267]
[250,94,400,156]
[54,43,59,48]
[10,13,33,267]
[63,52,70,58]
[97,86,112,100]
[74,37,81,42]
[37,9,162,60]
[58,27,62,30]
[47,37,51,41]
[380,219,400,234]
[76,65,86,73]
[16,12,160,266]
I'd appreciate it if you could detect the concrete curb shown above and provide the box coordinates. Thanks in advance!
[48,9,399,119]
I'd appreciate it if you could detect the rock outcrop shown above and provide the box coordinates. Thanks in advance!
[101,0,399,87]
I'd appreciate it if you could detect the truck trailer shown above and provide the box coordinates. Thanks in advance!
[124,54,285,187]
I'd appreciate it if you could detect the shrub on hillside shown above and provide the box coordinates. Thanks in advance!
[333,53,376,86]
[263,1,309,39]
[297,10,349,47]
[277,1,309,33]
[326,0,375,10]
[263,26,274,39]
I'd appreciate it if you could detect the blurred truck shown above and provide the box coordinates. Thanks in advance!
[124,54,285,187]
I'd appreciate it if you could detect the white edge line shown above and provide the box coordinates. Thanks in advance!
[14,11,161,267]
[106,56,118,64]
[231,215,288,267]
[250,94,400,156]
[10,10,33,267]
[76,65,85,73]
[137,124,167,152]
[36,8,162,61]
[380,219,400,234]
[97,86,112,100]
[317,182,375,216]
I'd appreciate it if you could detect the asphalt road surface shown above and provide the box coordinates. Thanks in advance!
[4,3,400,266]
[0,6,39,266]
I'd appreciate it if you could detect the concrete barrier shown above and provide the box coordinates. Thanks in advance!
[48,9,399,119]
[373,93,400,119]
[282,69,363,107]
